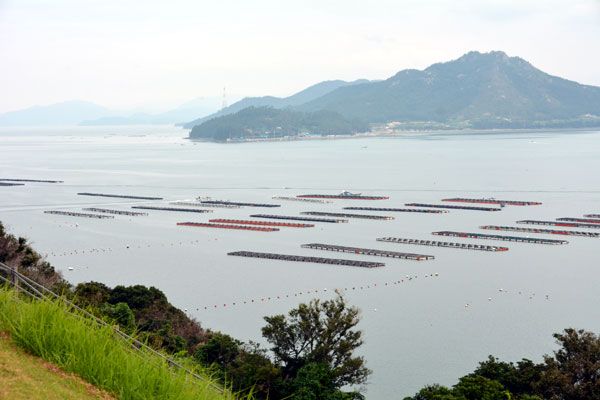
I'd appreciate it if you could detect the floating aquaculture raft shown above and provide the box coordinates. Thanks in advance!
[200,200,280,208]
[210,219,314,228]
[344,207,447,213]
[432,231,568,245]
[227,251,385,268]
[301,243,434,260]
[44,210,113,219]
[442,198,542,206]
[82,208,148,216]
[1,178,63,183]
[272,196,331,204]
[517,220,600,229]
[170,202,242,209]
[405,203,502,211]
[377,237,508,251]
[300,211,394,220]
[177,222,278,232]
[250,214,348,223]
[297,194,389,200]
[78,192,163,200]
[132,206,213,213]
[556,217,600,224]
[480,225,599,238]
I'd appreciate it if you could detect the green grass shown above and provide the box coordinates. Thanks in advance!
[0,289,240,400]
[0,331,114,399]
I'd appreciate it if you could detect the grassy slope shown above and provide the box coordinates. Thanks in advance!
[0,331,114,400]
[0,289,238,400]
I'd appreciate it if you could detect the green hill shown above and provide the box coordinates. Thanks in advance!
[296,51,600,128]
[189,106,368,141]
[181,79,370,129]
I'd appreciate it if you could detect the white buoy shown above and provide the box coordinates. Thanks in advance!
[126,245,130,249]
[68,267,74,271]
[373,308,377,312]
[488,297,492,301]
[434,272,439,276]
[499,288,504,292]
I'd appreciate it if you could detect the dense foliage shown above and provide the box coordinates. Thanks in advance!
[295,51,600,128]
[404,328,600,400]
[0,221,368,399]
[189,106,369,141]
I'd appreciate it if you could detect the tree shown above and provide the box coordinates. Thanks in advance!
[453,375,511,400]
[537,328,600,400]
[261,295,370,389]
[99,302,136,334]
[472,356,544,396]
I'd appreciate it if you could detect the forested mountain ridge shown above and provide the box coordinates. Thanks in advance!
[181,79,371,128]
[189,106,368,141]
[295,51,600,128]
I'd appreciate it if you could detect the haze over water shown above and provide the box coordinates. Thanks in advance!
[1,126,599,398]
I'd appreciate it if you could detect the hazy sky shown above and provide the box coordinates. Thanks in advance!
[1,0,599,113]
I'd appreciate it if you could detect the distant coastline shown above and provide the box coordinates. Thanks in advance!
[187,125,600,143]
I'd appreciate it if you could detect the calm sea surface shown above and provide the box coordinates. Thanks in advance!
[1,125,599,399]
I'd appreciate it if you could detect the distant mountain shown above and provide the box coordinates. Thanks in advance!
[189,106,368,141]
[181,79,371,129]
[296,51,600,128]
[80,97,222,126]
[0,101,112,126]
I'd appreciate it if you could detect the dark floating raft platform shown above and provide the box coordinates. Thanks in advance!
[250,214,348,223]
[44,210,113,219]
[377,237,508,251]
[517,220,600,229]
[405,203,502,212]
[344,207,448,214]
[481,225,599,238]
[302,243,434,260]
[0,178,63,183]
[177,222,278,232]
[557,217,600,224]
[300,211,394,220]
[171,201,241,209]
[82,207,148,216]
[272,196,331,204]
[132,206,213,213]
[442,198,542,206]
[297,194,389,200]
[432,231,568,245]
[584,214,600,219]
[228,251,385,268]
[0,182,24,186]
[210,219,314,228]
[200,200,280,208]
[78,192,163,200]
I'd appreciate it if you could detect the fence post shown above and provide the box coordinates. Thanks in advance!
[11,265,19,290]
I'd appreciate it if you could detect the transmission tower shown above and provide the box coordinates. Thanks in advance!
[222,87,228,110]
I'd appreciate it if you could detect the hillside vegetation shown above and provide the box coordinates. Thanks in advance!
[297,51,600,128]
[182,79,370,128]
[186,51,600,137]
[189,106,368,141]
[0,331,114,400]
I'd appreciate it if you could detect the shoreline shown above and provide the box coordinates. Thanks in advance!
[187,126,600,143]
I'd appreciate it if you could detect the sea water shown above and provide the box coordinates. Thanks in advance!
[1,125,599,399]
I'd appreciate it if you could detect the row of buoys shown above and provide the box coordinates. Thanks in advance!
[45,238,221,258]
[192,273,441,311]
[464,289,551,308]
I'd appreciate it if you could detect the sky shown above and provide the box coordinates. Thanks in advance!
[1,0,599,113]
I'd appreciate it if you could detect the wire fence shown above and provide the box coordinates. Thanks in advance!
[0,261,226,396]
